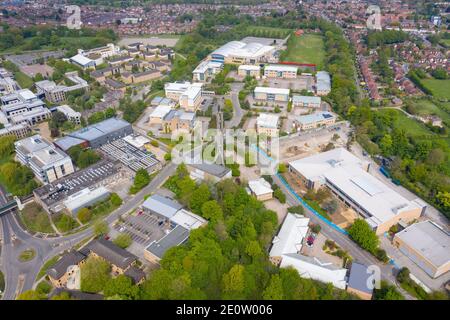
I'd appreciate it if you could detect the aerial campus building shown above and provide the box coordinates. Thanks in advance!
[269,213,348,289]
[209,40,275,65]
[316,71,331,96]
[256,113,280,137]
[164,81,203,112]
[264,64,298,79]
[238,65,261,79]
[142,195,207,264]
[288,148,425,235]
[15,134,75,184]
[292,95,322,109]
[192,60,223,82]
[35,72,89,103]
[295,112,336,131]
[254,87,290,102]
[393,220,450,278]
[54,117,133,151]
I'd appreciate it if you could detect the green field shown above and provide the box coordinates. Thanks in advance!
[439,39,450,48]
[408,99,450,123]
[378,109,432,137]
[280,33,325,69]
[421,79,450,100]
[14,71,34,89]
[245,26,292,39]
[19,204,55,234]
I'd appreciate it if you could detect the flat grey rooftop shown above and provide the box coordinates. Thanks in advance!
[145,225,189,259]
[396,220,450,267]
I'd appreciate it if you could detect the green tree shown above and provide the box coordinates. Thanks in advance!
[348,219,379,254]
[77,208,92,224]
[16,290,43,300]
[274,189,286,204]
[263,274,284,300]
[201,200,223,222]
[80,256,111,293]
[130,169,151,194]
[93,220,109,237]
[189,183,211,213]
[103,274,139,299]
[113,233,132,249]
[222,264,245,299]
[110,193,123,206]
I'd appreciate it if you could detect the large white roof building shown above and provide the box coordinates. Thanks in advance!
[210,41,275,64]
[289,148,424,234]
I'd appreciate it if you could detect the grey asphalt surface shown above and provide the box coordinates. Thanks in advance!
[225,83,244,129]
[0,162,176,300]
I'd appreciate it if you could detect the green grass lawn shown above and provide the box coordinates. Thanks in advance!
[378,109,432,138]
[19,203,55,234]
[53,214,79,233]
[439,39,450,48]
[245,26,292,39]
[14,71,34,89]
[421,79,450,100]
[18,249,36,262]
[407,99,450,123]
[280,33,325,69]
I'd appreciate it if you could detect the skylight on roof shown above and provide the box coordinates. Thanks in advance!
[350,176,383,196]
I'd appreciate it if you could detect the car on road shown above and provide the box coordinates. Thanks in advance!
[104,235,110,240]
[306,233,316,247]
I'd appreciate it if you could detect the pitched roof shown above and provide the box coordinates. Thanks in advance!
[85,239,137,269]
[46,250,86,280]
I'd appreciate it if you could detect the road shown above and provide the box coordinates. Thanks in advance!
[225,83,244,129]
[0,162,176,300]
[272,174,415,299]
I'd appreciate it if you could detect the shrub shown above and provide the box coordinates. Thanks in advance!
[375,248,389,263]
[113,233,132,249]
[311,224,321,234]
[287,205,304,214]
[77,208,92,224]
[274,189,286,203]
[110,193,123,207]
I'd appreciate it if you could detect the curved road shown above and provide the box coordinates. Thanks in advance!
[0,162,176,300]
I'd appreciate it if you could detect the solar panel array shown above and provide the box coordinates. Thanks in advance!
[100,138,159,172]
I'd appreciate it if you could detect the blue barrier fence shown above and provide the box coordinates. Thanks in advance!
[251,144,348,235]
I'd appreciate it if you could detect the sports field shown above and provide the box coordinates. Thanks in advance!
[280,33,325,69]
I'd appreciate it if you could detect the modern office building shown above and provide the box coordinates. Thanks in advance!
[254,87,290,102]
[256,113,280,137]
[264,65,298,79]
[54,118,133,151]
[15,134,74,184]
[35,72,89,103]
[187,162,232,183]
[292,95,321,109]
[316,71,331,96]
[269,212,347,289]
[295,112,336,131]
[238,65,261,79]
[63,186,111,216]
[10,106,51,126]
[393,220,450,278]
[288,148,425,235]
[142,195,207,264]
[1,89,46,119]
[209,40,275,65]
[53,105,82,125]
[248,178,273,201]
[162,110,196,133]
[164,82,203,112]
[0,122,30,139]
[192,60,223,82]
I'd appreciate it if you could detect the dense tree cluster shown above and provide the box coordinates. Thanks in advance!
[152,165,357,299]
[67,146,101,169]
